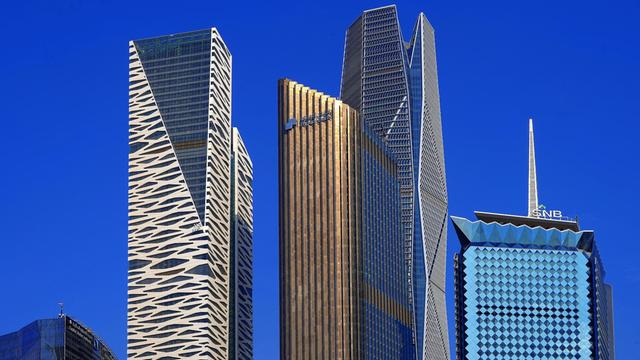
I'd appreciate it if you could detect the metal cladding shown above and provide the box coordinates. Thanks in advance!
[278,79,413,359]
[128,28,253,359]
[452,216,615,360]
[341,5,449,360]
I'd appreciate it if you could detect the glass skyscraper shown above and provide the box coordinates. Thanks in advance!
[128,28,253,359]
[340,5,449,360]
[278,79,413,359]
[452,212,615,360]
[0,315,116,360]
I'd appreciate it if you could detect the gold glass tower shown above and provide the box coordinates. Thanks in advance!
[278,79,413,359]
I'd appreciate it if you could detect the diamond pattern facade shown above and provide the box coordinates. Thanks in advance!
[463,247,591,359]
[452,216,614,360]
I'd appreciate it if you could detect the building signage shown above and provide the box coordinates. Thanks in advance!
[532,204,563,219]
[284,112,333,131]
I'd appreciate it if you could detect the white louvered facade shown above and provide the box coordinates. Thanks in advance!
[128,28,252,359]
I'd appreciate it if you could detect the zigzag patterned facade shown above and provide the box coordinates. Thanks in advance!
[128,28,252,359]
[341,6,449,360]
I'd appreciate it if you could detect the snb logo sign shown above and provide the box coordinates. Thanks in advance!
[532,204,563,219]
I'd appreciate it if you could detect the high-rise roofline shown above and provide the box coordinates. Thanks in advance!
[362,4,397,13]
[474,210,580,231]
[131,27,217,43]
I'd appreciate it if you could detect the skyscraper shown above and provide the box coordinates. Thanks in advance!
[452,213,614,360]
[452,120,614,360]
[128,28,253,359]
[341,5,449,360]
[278,78,413,359]
[0,314,116,359]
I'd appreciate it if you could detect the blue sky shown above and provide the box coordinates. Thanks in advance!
[1,0,638,359]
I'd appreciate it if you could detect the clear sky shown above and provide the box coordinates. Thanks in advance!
[1,0,638,359]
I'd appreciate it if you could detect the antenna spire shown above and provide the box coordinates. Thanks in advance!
[58,302,65,318]
[528,118,539,217]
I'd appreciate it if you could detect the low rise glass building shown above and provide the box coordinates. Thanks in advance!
[0,315,116,359]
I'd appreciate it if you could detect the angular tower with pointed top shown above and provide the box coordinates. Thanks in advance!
[341,5,449,360]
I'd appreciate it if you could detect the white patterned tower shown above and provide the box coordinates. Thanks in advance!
[128,28,252,359]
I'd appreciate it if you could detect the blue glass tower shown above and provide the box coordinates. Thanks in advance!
[0,315,116,360]
[452,212,614,360]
